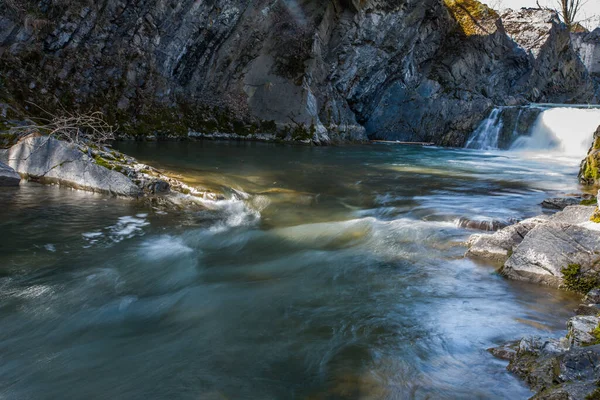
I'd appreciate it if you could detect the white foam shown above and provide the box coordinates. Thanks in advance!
[138,235,194,259]
[510,108,600,160]
[82,214,151,246]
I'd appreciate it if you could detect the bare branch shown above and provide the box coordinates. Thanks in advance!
[8,106,115,145]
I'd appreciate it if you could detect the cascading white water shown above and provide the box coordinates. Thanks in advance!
[464,108,504,150]
[465,106,600,160]
[510,107,600,159]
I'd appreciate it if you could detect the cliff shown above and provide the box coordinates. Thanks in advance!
[0,0,597,145]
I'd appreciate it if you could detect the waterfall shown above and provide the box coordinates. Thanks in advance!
[464,108,504,150]
[465,106,600,160]
[510,108,600,159]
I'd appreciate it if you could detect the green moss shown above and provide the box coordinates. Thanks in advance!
[93,155,112,170]
[582,154,600,183]
[562,263,598,293]
[582,198,598,206]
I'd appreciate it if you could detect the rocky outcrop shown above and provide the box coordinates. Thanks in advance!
[0,0,596,145]
[0,135,219,206]
[0,135,141,196]
[501,218,600,288]
[466,205,600,288]
[573,28,600,95]
[490,302,600,400]
[0,160,20,186]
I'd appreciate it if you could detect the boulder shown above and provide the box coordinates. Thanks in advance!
[0,161,20,186]
[465,216,548,262]
[0,136,140,197]
[501,220,600,288]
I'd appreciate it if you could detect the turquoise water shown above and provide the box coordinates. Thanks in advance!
[0,141,584,399]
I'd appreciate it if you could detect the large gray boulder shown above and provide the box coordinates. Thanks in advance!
[501,220,600,288]
[0,136,140,197]
[465,206,597,265]
[0,161,20,186]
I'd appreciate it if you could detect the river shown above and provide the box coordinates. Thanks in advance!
[0,140,587,399]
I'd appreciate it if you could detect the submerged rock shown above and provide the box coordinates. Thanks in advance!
[0,136,140,197]
[455,217,508,231]
[0,161,20,186]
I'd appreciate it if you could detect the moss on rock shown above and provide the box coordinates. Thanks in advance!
[562,263,598,293]
[444,0,499,36]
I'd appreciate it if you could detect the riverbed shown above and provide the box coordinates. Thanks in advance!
[0,141,584,399]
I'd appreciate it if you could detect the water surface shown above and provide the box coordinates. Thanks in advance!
[0,141,585,399]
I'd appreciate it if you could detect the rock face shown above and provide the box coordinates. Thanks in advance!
[0,0,596,144]
[573,28,600,94]
[0,136,140,196]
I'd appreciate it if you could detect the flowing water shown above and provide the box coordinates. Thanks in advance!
[0,140,592,399]
[466,106,600,153]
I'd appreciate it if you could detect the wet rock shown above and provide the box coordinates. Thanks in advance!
[542,197,581,210]
[567,316,600,347]
[0,161,20,186]
[456,217,508,231]
[491,334,600,400]
[488,341,518,361]
[145,179,170,194]
[465,216,548,262]
[0,136,140,197]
